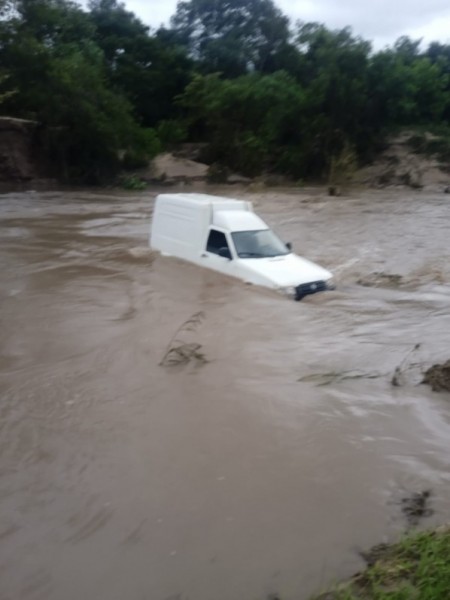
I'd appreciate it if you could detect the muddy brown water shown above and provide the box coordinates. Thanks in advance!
[1,187,450,600]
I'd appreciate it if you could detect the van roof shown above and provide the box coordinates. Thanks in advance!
[156,193,246,206]
[213,210,267,232]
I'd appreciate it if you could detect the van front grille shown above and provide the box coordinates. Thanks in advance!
[295,280,328,301]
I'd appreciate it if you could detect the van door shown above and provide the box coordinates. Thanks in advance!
[202,228,236,276]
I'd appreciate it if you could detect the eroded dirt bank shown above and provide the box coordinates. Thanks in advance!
[1,187,450,600]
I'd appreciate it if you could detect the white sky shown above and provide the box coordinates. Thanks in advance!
[78,0,450,50]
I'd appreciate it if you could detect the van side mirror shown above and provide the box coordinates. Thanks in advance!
[218,247,232,260]
[286,242,292,251]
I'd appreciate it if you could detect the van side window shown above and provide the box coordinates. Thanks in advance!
[206,229,229,255]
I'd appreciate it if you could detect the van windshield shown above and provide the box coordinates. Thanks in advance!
[231,230,290,258]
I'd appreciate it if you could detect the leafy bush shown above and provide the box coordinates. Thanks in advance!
[179,71,309,177]
[328,142,358,189]
[156,120,187,147]
[122,128,161,170]
[120,175,147,190]
[207,163,229,183]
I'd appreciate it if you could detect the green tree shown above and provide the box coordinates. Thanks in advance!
[170,0,291,77]
[295,24,372,167]
[2,0,450,186]
[179,71,308,176]
[89,0,192,127]
[426,42,450,120]
[368,40,448,127]
[0,0,156,181]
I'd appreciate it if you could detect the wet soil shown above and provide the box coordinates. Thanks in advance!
[1,187,450,600]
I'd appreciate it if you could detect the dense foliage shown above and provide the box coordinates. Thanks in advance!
[1,0,450,182]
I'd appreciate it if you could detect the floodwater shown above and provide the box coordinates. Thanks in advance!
[1,187,450,600]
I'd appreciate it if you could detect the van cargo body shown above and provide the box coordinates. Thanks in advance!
[150,193,334,300]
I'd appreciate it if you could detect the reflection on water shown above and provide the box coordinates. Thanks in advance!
[1,188,450,600]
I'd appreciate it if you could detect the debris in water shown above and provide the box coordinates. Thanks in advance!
[127,247,155,260]
[357,272,403,288]
[160,312,208,367]
[422,360,450,392]
[391,367,402,387]
[401,490,433,527]
[299,370,383,387]
[328,185,341,197]
[160,342,206,367]
[390,343,422,387]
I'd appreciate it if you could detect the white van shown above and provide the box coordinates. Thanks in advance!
[150,193,334,300]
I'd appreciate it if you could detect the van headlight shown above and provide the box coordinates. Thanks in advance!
[283,286,297,297]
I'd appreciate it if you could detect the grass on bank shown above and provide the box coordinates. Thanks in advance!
[315,529,450,600]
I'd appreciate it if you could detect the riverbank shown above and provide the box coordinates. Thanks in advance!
[4,124,450,195]
[314,527,450,600]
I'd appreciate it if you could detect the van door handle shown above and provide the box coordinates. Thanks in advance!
[201,253,208,258]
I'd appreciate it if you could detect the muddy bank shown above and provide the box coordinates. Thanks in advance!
[354,131,450,191]
[139,152,252,186]
[148,152,209,184]
[314,526,450,600]
[1,188,450,600]
[0,117,38,181]
[313,487,439,599]
[0,117,58,191]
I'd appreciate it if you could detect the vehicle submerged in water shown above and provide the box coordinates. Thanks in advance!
[150,193,334,301]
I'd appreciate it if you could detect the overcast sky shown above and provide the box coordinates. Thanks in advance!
[80,0,450,50]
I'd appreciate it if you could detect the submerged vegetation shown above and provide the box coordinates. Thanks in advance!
[160,311,207,367]
[2,0,450,182]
